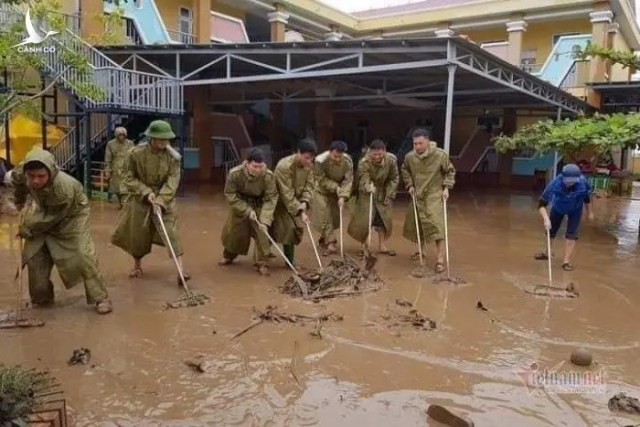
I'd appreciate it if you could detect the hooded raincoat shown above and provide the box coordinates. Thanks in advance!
[347,152,399,243]
[11,148,109,305]
[271,154,314,245]
[111,143,182,259]
[221,163,278,262]
[401,143,456,244]
[311,151,353,244]
[105,137,134,194]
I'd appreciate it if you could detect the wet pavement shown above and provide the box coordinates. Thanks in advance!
[1,186,640,426]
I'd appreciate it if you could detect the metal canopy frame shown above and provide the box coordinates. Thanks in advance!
[99,37,591,153]
[587,81,640,111]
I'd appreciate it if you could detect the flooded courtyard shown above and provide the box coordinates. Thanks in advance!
[1,187,640,426]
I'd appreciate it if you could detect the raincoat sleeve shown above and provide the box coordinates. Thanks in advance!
[385,158,399,201]
[20,188,75,238]
[158,159,180,205]
[441,154,456,189]
[339,158,354,198]
[357,160,372,193]
[400,157,413,190]
[104,142,113,173]
[275,163,304,215]
[10,165,28,210]
[315,162,339,194]
[224,172,252,218]
[259,173,278,226]
[300,169,314,206]
[123,152,154,198]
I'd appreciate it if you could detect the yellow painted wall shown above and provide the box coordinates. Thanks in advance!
[450,116,477,156]
[465,27,508,44]
[156,0,195,34]
[522,19,591,67]
[611,31,631,81]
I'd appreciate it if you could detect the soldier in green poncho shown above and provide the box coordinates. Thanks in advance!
[11,148,112,314]
[219,148,278,276]
[348,139,399,256]
[111,120,190,284]
[105,127,134,209]
[272,138,317,266]
[401,128,456,273]
[312,140,353,256]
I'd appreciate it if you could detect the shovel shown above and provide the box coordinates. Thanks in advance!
[260,225,309,299]
[1,208,45,329]
[154,207,209,308]
[433,198,466,285]
[339,201,344,258]
[305,221,323,270]
[410,192,430,279]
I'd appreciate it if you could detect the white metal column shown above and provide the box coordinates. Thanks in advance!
[443,64,457,154]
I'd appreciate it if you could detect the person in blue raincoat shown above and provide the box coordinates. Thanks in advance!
[535,163,594,271]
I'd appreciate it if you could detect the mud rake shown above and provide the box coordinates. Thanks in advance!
[154,208,210,310]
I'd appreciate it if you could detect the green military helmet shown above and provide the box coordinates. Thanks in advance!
[144,120,176,140]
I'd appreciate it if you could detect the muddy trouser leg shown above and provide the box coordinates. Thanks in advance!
[223,249,238,261]
[253,227,270,265]
[27,245,55,305]
[84,270,109,305]
[283,244,295,265]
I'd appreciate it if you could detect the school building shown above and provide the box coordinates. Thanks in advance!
[1,0,639,191]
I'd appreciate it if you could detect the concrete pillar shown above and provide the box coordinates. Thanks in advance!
[188,87,212,181]
[268,5,289,42]
[80,0,103,39]
[315,102,333,152]
[435,23,455,38]
[325,26,343,41]
[506,20,527,67]
[196,0,211,43]
[587,9,613,106]
[498,108,517,186]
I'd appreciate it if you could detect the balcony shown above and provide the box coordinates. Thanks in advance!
[168,29,195,44]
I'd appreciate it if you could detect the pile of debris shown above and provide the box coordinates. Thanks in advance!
[379,299,437,332]
[232,305,344,340]
[281,255,383,300]
[524,283,579,298]
[0,365,59,425]
[163,292,210,310]
[608,393,640,414]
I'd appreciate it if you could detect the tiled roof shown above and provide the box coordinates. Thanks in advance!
[353,0,480,18]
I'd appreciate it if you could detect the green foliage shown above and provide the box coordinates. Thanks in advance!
[0,0,120,120]
[0,364,56,425]
[575,42,640,70]
[492,113,640,161]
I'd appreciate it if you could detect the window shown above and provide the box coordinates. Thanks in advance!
[520,49,537,72]
[552,32,580,46]
[123,17,142,44]
[179,7,193,42]
[210,11,249,43]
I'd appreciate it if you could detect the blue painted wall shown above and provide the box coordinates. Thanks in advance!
[184,148,199,170]
[104,0,171,44]
[512,152,556,175]
[532,34,591,86]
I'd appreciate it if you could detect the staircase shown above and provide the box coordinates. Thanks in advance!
[0,4,184,171]
[450,128,498,173]
[532,34,591,86]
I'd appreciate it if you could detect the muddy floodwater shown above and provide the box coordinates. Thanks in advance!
[2,186,640,426]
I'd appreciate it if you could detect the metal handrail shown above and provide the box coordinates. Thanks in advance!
[167,29,195,44]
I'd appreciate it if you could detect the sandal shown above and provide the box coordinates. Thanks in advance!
[218,258,233,266]
[257,265,270,276]
[177,273,191,287]
[129,267,143,278]
[379,249,397,257]
[410,252,421,261]
[562,263,575,271]
[95,300,113,315]
[534,252,549,260]
[435,262,445,274]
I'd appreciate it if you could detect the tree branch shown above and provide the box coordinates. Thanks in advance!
[0,66,71,117]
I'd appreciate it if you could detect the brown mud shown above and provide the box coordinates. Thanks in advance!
[1,187,640,426]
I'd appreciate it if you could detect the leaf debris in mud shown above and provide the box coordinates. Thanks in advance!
[380,308,437,331]
[280,255,383,300]
[68,348,91,365]
[231,305,344,340]
[608,393,640,414]
[0,365,60,425]
[524,283,579,298]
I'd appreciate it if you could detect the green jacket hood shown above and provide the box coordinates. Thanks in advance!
[24,148,59,180]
